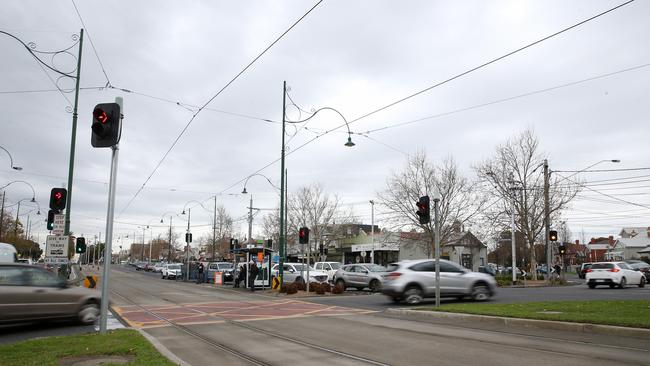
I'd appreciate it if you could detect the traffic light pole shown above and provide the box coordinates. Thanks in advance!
[64,29,83,236]
[544,159,551,283]
[99,96,121,335]
[433,197,440,308]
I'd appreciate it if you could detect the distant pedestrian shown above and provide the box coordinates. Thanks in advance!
[196,262,204,284]
[235,264,245,288]
[249,261,259,292]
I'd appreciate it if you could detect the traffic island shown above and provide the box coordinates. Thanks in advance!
[0,329,176,366]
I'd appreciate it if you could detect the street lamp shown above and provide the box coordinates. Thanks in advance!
[241,173,280,195]
[0,145,23,170]
[278,82,357,288]
[159,211,176,262]
[241,173,280,245]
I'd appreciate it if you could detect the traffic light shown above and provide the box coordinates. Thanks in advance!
[91,103,122,148]
[185,232,192,243]
[76,237,86,254]
[266,239,273,248]
[558,245,566,255]
[229,238,235,251]
[298,227,309,244]
[549,230,558,242]
[49,188,67,211]
[47,210,56,230]
[416,195,431,225]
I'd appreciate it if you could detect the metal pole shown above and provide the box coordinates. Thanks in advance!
[99,96,121,334]
[248,195,253,244]
[148,228,152,263]
[434,198,440,308]
[307,233,310,293]
[168,216,172,261]
[544,159,551,283]
[279,81,286,287]
[186,208,191,281]
[0,191,5,241]
[212,196,216,260]
[14,201,20,237]
[370,200,375,264]
[510,179,517,285]
[64,29,83,236]
[141,227,145,261]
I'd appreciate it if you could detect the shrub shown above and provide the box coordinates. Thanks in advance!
[308,282,319,292]
[285,283,298,294]
[332,283,344,294]
[295,282,306,291]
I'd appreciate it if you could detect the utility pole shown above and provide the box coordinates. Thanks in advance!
[0,191,5,241]
[168,216,173,261]
[64,29,83,236]
[14,200,21,237]
[370,200,375,264]
[510,175,517,285]
[544,159,551,283]
[141,226,145,261]
[212,196,217,260]
[185,208,191,281]
[248,195,253,244]
[433,197,440,308]
[279,81,286,287]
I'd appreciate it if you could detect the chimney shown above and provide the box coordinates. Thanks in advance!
[590,238,595,244]
[608,236,614,245]
[575,240,579,245]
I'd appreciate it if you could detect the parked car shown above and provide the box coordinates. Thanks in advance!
[135,262,146,271]
[381,259,498,305]
[0,263,100,325]
[161,263,182,279]
[152,262,165,273]
[629,262,650,281]
[478,265,496,277]
[333,263,388,291]
[206,262,234,283]
[144,263,156,272]
[314,261,342,282]
[271,263,328,284]
[585,261,646,288]
[578,262,592,279]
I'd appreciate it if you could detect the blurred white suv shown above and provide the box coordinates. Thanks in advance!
[271,263,328,284]
[382,259,497,305]
[585,261,646,289]
[161,263,182,280]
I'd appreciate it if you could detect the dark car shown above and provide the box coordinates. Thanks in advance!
[0,264,101,325]
[578,263,592,279]
[630,262,650,281]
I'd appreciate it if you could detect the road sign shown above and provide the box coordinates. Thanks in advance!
[213,272,223,285]
[44,257,69,264]
[83,275,98,289]
[46,235,69,257]
[52,214,65,236]
[272,276,280,289]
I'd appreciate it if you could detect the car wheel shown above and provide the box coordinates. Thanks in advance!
[618,277,627,289]
[639,276,646,288]
[78,302,99,325]
[295,277,305,285]
[471,284,491,301]
[162,274,166,279]
[609,284,615,288]
[369,279,381,292]
[404,286,423,305]
[588,283,596,289]
[335,279,345,289]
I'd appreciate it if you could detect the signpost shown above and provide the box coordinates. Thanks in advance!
[46,235,69,258]
[52,214,65,236]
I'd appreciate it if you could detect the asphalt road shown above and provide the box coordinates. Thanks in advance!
[104,265,650,366]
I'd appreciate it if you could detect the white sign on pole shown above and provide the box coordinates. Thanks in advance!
[46,235,69,257]
[44,257,69,264]
[52,214,65,236]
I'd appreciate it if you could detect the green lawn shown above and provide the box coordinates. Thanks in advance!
[424,300,650,328]
[0,329,175,366]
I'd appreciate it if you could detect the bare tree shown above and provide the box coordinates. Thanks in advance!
[262,209,280,251]
[378,150,486,256]
[475,129,579,279]
[210,205,233,259]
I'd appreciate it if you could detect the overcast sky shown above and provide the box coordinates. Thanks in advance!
[2,0,649,252]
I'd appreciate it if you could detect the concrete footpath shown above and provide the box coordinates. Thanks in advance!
[386,308,650,339]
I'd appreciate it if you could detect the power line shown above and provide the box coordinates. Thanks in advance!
[556,172,650,210]
[117,0,323,218]
[71,0,111,86]
[554,167,650,173]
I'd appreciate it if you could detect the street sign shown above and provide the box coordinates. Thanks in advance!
[52,214,65,236]
[83,275,98,289]
[46,235,69,257]
[44,257,69,264]
[213,272,223,285]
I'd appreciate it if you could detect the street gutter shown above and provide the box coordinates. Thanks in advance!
[386,308,650,339]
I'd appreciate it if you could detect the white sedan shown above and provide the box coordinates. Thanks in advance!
[271,263,329,284]
[585,261,646,289]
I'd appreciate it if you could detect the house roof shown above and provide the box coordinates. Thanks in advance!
[617,236,650,248]
[619,227,650,237]
[444,231,486,248]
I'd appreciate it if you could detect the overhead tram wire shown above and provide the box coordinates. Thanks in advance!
[117,0,324,219]
[147,0,636,215]
[71,0,111,87]
[555,172,650,210]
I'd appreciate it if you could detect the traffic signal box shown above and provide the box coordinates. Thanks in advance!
[49,188,67,211]
[558,245,566,255]
[91,103,122,148]
[47,210,56,230]
[76,237,87,254]
[416,195,431,225]
[549,230,558,242]
[299,227,310,244]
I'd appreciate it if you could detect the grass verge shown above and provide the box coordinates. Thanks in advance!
[424,300,650,328]
[0,328,175,366]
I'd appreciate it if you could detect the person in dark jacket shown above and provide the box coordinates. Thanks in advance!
[196,262,205,284]
[249,261,259,292]
[235,264,246,288]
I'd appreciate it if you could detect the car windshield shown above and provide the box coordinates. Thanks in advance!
[365,264,387,272]
[590,263,614,269]
[168,265,181,270]
[292,264,313,271]
[386,263,400,272]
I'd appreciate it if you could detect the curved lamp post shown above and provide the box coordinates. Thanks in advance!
[159,211,176,261]
[0,181,38,241]
[0,146,23,171]
[241,173,280,194]
[241,173,280,245]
